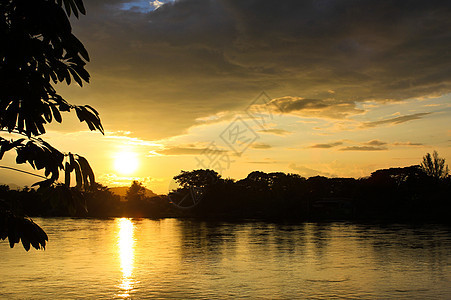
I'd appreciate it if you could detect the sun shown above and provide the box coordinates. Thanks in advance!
[114,151,139,175]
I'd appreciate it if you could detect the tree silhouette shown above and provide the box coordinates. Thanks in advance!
[0,0,102,250]
[126,181,146,202]
[173,169,220,189]
[421,151,449,179]
[169,169,220,209]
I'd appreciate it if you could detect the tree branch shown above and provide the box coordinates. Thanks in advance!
[0,165,48,180]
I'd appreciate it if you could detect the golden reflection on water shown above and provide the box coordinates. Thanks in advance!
[117,218,135,298]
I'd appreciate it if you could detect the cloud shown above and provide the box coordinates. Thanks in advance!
[364,140,387,146]
[361,113,431,128]
[339,146,387,151]
[393,142,423,146]
[65,0,451,139]
[250,143,272,149]
[150,0,164,10]
[309,141,343,149]
[269,97,364,119]
[258,128,292,136]
[309,140,388,150]
[247,159,278,164]
[157,146,228,156]
[195,111,237,124]
[289,163,336,178]
[105,131,161,147]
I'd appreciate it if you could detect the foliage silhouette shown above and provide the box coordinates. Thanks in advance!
[420,151,449,180]
[121,181,175,218]
[1,158,450,222]
[0,0,102,250]
[173,169,220,188]
[126,180,146,202]
[0,196,48,250]
[164,162,449,221]
[169,169,220,209]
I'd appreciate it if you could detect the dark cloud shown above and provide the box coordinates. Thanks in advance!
[250,143,272,149]
[339,146,387,151]
[309,141,343,148]
[393,142,423,146]
[361,113,431,128]
[269,97,364,119]
[66,0,451,139]
[258,128,292,136]
[364,140,387,146]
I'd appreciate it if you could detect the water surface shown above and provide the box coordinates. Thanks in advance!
[1,218,450,299]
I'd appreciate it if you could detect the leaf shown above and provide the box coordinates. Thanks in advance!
[32,179,54,189]
[73,162,83,189]
[84,105,99,116]
[36,223,49,244]
[74,106,84,122]
[16,151,27,164]
[58,101,71,112]
[75,106,103,132]
[65,69,72,85]
[51,105,62,123]
[0,138,24,160]
[8,228,19,248]
[35,117,46,135]
[76,155,95,189]
[79,106,104,134]
[50,70,58,83]
[43,104,53,123]
[21,235,31,251]
[17,115,25,133]
[74,65,90,83]
[68,67,83,86]
[78,44,90,62]
[68,0,79,18]
[68,34,90,62]
[73,0,86,15]
[25,119,39,137]
[4,100,19,132]
[65,162,71,186]
[63,0,72,17]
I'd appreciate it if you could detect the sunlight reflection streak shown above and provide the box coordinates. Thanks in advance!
[117,218,135,298]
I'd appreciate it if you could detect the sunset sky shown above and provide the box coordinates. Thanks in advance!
[1,0,450,194]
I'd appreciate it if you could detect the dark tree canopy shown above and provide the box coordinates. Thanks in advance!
[126,181,146,202]
[173,169,220,189]
[0,0,103,189]
[0,0,102,137]
[168,169,220,209]
[1,0,103,250]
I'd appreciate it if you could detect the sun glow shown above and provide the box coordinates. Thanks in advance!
[114,151,139,175]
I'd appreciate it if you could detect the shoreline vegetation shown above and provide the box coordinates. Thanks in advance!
[1,164,450,223]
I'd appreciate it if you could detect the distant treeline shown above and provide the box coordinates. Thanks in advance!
[0,183,174,219]
[1,164,450,222]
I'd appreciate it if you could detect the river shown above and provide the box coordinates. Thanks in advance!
[1,218,450,299]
